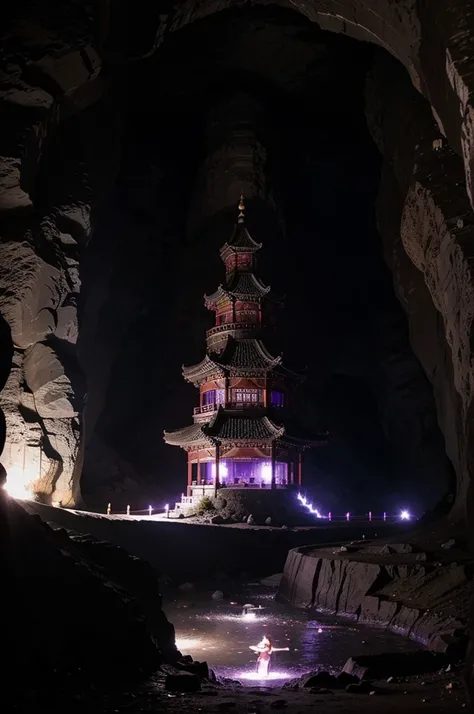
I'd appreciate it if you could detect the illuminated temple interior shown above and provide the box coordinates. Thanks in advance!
[164,196,327,508]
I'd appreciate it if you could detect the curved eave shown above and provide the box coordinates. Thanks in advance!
[163,428,214,449]
[182,357,225,384]
[204,285,232,307]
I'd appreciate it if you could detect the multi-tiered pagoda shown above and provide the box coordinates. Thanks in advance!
[164,196,326,504]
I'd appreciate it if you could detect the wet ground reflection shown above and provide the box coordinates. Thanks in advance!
[165,584,422,686]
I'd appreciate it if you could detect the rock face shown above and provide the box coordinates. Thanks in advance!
[1,490,177,701]
[366,51,474,517]
[279,544,469,654]
[0,8,122,504]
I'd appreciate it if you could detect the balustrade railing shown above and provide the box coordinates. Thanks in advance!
[206,322,256,338]
[193,403,217,415]
[194,401,269,415]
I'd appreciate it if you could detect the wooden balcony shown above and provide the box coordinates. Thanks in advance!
[194,402,270,415]
[193,403,217,415]
[206,322,256,338]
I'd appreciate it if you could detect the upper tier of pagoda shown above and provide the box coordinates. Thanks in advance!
[182,336,304,386]
[204,194,283,314]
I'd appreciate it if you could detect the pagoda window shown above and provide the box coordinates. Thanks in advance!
[216,388,225,404]
[203,390,216,405]
[232,388,260,404]
[270,390,285,407]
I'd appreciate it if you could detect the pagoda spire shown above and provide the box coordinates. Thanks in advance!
[237,192,245,223]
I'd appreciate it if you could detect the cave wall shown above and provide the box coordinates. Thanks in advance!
[366,51,474,515]
[0,6,124,504]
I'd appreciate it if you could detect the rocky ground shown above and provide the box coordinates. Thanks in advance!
[24,656,467,713]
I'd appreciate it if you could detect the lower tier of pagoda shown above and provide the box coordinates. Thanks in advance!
[183,445,301,497]
[163,408,327,496]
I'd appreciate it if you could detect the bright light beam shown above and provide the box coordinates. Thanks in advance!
[399,509,411,521]
[297,493,325,519]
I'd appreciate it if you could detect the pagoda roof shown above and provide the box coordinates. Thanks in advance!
[182,354,226,383]
[163,422,214,448]
[211,412,284,442]
[182,338,284,383]
[220,221,262,260]
[204,272,272,306]
[163,410,284,448]
[163,409,328,449]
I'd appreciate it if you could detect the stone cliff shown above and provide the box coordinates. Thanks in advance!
[279,540,470,655]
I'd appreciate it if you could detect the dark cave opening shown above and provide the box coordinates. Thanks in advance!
[78,5,452,514]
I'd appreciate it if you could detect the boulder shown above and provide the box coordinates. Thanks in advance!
[210,514,225,524]
[302,671,338,689]
[212,590,224,600]
[336,672,359,688]
[177,659,209,679]
[346,681,375,694]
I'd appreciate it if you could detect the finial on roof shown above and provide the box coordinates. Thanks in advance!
[237,192,245,223]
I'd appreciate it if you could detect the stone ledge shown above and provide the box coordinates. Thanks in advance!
[279,543,470,654]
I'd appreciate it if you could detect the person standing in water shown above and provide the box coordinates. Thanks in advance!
[251,635,273,676]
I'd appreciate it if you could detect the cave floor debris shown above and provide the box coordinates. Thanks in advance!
[41,668,466,714]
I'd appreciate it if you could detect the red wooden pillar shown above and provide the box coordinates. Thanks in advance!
[271,442,276,490]
[197,455,201,485]
[187,457,192,496]
[298,451,302,487]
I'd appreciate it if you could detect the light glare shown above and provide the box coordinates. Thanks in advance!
[2,465,35,501]
[297,492,324,518]
[400,510,411,520]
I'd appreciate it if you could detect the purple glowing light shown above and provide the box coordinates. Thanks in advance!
[399,510,411,521]
[297,493,325,519]
[261,461,272,483]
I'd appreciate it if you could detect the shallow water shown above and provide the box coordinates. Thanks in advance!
[164,583,423,686]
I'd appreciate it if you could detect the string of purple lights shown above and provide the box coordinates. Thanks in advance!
[296,493,412,522]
